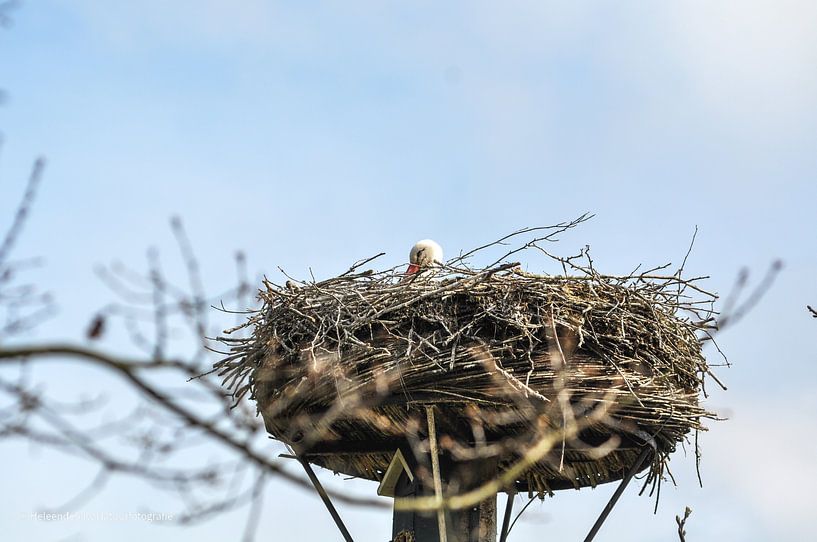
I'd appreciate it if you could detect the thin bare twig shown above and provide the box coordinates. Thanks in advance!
[676,506,692,541]
[0,158,45,267]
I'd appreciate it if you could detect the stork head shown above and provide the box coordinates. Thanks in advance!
[407,239,444,275]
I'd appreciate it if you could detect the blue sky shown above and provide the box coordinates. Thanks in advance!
[1,1,816,541]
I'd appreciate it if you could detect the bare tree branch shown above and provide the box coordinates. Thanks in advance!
[0,158,45,267]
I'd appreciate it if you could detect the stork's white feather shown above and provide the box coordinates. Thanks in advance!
[409,239,444,268]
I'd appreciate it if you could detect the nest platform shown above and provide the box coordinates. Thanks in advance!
[217,258,718,497]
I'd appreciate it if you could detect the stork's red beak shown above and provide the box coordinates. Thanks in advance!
[406,264,420,275]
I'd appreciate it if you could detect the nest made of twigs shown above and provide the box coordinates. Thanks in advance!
[217,235,720,497]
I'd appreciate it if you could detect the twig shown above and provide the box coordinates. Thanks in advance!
[676,506,692,541]
[0,158,45,267]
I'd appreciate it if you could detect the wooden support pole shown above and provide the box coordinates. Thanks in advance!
[391,407,497,542]
[426,406,448,542]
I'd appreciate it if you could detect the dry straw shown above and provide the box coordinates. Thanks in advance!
[216,216,721,500]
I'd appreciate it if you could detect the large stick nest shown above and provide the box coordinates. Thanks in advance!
[217,221,721,497]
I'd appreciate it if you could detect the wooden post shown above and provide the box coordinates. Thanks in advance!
[390,459,498,542]
[426,406,448,542]
[446,455,497,542]
[389,409,498,542]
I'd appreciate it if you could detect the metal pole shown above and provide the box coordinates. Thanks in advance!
[583,446,653,542]
[498,491,515,542]
[285,454,355,542]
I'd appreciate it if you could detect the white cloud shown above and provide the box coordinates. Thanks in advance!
[58,1,817,133]
[661,1,817,130]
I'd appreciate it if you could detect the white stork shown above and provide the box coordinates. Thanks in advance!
[404,239,444,278]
